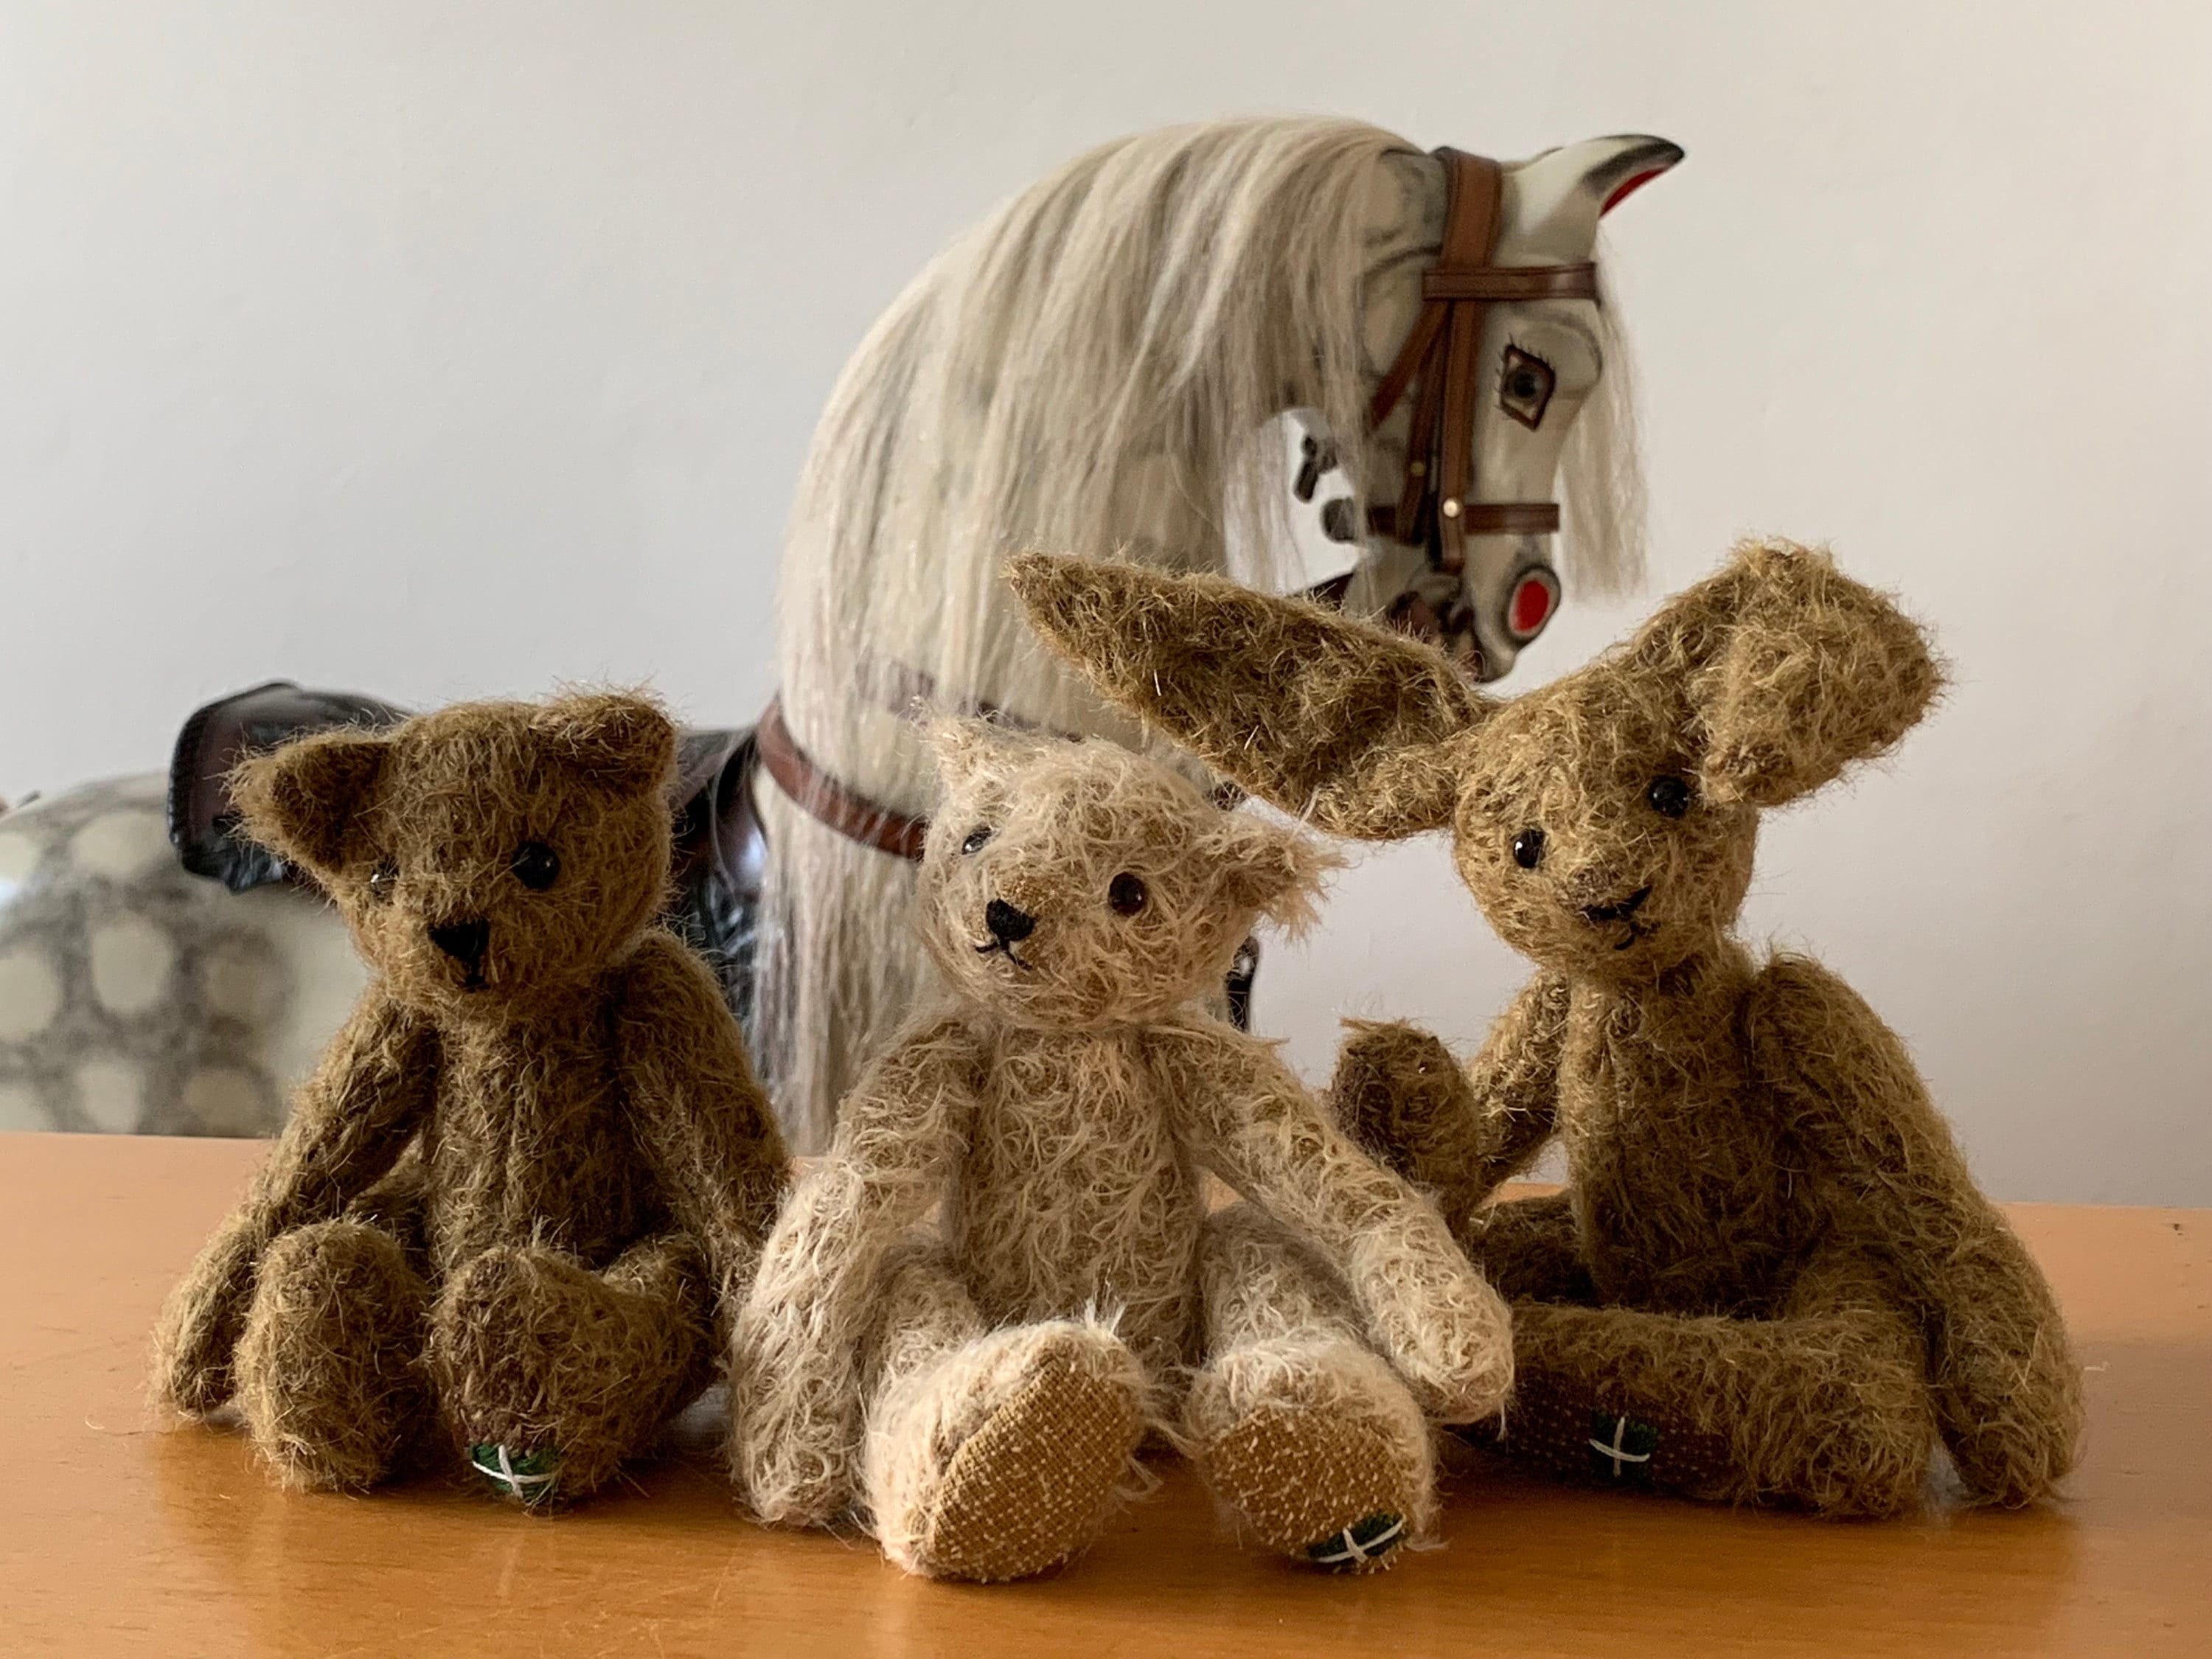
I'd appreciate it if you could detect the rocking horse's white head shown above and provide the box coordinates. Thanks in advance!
[760,116,1683,1148]
[1349,135,1686,679]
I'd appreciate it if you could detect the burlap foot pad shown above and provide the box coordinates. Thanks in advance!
[917,1354,1144,1583]
[1205,1403,1419,1573]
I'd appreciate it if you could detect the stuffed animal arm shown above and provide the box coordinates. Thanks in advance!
[1147,1023,1512,1422]
[733,1017,981,1526]
[613,931,790,1302]
[153,997,439,1413]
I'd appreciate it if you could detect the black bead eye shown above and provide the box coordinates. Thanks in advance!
[1107,872,1148,916]
[512,841,561,891]
[367,858,399,902]
[1646,776,1694,820]
[960,826,993,856]
[1512,828,1545,870]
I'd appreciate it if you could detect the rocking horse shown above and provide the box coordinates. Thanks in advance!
[0,116,1682,1149]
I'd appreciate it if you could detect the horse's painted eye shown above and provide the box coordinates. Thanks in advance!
[1107,872,1148,916]
[1646,776,1694,820]
[512,841,561,890]
[960,827,993,855]
[1512,829,1545,869]
[367,859,399,901]
[1498,345,1556,430]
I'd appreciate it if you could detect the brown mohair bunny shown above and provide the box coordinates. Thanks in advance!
[1009,538,2083,1517]
[151,692,787,1507]
[730,721,1512,1582]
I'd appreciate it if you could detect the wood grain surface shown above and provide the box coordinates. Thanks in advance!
[1,1133,2204,1658]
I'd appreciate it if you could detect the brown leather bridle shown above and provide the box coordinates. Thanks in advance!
[1363,147,1598,575]
[763,147,1598,862]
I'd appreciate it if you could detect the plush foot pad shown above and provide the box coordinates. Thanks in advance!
[1206,1402,1423,1573]
[905,1332,1145,1582]
[468,1442,562,1508]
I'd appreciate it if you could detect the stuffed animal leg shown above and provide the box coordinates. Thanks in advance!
[860,1245,1148,1582]
[428,1233,715,1503]
[1498,1242,1938,1516]
[1185,1205,1433,1571]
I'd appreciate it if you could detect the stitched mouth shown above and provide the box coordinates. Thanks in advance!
[973,938,1035,972]
[1610,919,1655,953]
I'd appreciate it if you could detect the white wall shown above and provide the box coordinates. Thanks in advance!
[1,1,2205,1202]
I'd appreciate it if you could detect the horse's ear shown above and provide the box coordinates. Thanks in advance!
[231,730,391,877]
[1006,553,1486,840]
[1506,135,1685,258]
[1628,539,1944,810]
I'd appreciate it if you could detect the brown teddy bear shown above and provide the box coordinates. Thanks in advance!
[1009,538,2084,1517]
[151,692,787,1506]
[729,721,1513,1581]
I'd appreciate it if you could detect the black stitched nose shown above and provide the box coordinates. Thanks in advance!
[1580,886,1652,925]
[429,918,490,968]
[984,898,1036,944]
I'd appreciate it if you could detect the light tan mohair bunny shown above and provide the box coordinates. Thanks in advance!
[1009,538,2082,1519]
[729,721,1512,1582]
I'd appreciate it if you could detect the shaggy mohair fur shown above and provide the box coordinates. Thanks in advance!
[1010,538,2084,1517]
[730,723,1512,1581]
[151,693,787,1506]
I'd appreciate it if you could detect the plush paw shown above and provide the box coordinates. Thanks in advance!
[1327,1020,1467,1179]
[150,1216,264,1416]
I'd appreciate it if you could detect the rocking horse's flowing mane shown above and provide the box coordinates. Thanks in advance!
[759,114,1647,1148]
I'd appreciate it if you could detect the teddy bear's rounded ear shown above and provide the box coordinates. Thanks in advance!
[922,714,1041,792]
[1207,815,1343,935]
[535,693,677,796]
[230,731,390,877]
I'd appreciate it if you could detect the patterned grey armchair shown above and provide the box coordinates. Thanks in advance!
[0,776,362,1135]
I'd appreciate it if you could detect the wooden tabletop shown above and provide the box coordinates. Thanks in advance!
[2,1133,2205,1658]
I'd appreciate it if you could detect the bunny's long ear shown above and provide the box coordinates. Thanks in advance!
[1006,552,1487,839]
[1630,538,1944,810]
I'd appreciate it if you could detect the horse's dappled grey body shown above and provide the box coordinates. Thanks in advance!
[759,116,1680,1149]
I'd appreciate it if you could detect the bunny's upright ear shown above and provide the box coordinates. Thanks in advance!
[535,692,677,796]
[1006,552,1489,839]
[1631,538,1944,810]
[231,730,391,877]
